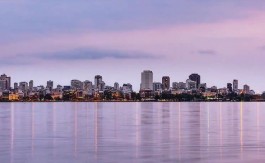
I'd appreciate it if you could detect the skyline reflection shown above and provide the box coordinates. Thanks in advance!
[0,102,265,163]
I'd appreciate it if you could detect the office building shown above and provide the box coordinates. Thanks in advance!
[233,79,238,91]
[0,74,11,90]
[29,80,34,91]
[94,75,103,89]
[14,82,18,89]
[153,82,162,91]
[46,80,53,91]
[189,73,200,89]
[83,80,93,91]
[114,82,119,90]
[19,82,28,91]
[243,84,250,94]
[162,76,170,90]
[172,82,178,89]
[178,82,186,89]
[140,70,153,90]
[71,80,83,89]
[186,79,196,90]
[227,83,232,92]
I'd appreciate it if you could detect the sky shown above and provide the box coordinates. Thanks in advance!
[1,0,265,92]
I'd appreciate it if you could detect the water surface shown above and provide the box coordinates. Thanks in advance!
[0,102,265,163]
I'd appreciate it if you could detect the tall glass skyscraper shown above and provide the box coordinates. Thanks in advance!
[140,70,153,91]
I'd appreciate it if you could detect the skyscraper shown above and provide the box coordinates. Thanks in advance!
[186,79,196,90]
[243,84,250,94]
[140,70,153,90]
[71,80,83,89]
[189,73,200,89]
[29,80,34,91]
[0,74,11,90]
[153,82,162,91]
[227,83,232,92]
[94,75,103,89]
[162,76,170,90]
[46,80,53,91]
[83,80,93,91]
[19,82,28,91]
[14,82,18,89]
[233,79,238,91]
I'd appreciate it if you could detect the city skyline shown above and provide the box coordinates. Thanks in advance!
[0,71,256,93]
[1,1,265,92]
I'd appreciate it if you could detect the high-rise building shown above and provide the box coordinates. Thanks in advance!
[162,76,170,90]
[114,82,119,90]
[94,75,103,89]
[172,82,178,89]
[98,81,105,91]
[46,80,53,91]
[0,74,11,90]
[243,84,250,94]
[14,82,18,89]
[186,79,196,90]
[189,73,200,89]
[140,70,153,90]
[19,82,28,91]
[29,80,34,91]
[122,83,133,93]
[199,83,207,92]
[71,80,83,89]
[233,79,238,91]
[83,80,93,91]
[227,83,232,92]
[153,82,162,91]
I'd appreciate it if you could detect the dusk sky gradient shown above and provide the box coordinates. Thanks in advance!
[1,0,265,92]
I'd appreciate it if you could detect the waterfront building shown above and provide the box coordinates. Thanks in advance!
[94,75,103,89]
[172,82,178,89]
[178,82,186,89]
[227,83,232,92]
[199,83,207,92]
[0,74,11,90]
[189,73,200,89]
[153,82,162,91]
[233,79,238,91]
[162,76,170,90]
[114,82,119,90]
[46,80,53,91]
[83,80,93,91]
[29,80,34,91]
[71,80,83,90]
[14,82,18,89]
[19,82,29,92]
[140,70,153,91]
[122,83,133,94]
[98,81,105,91]
[243,84,250,94]
[186,79,196,90]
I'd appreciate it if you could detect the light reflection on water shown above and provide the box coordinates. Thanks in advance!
[0,102,265,163]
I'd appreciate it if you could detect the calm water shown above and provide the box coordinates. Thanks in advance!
[0,102,265,163]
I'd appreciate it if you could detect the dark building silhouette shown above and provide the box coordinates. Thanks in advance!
[162,76,170,90]
[227,83,232,92]
[94,75,103,89]
[189,73,200,89]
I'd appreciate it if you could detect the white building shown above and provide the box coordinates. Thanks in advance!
[140,70,153,90]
